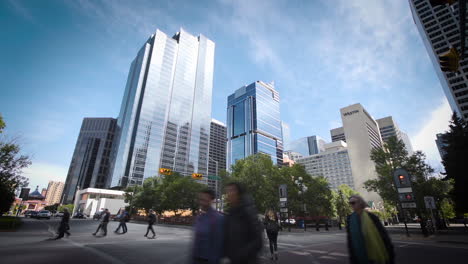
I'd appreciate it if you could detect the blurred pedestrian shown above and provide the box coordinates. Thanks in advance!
[264,209,279,261]
[145,209,156,239]
[55,208,70,239]
[192,189,224,264]
[222,182,263,264]
[346,195,394,264]
[93,208,110,236]
[115,209,129,234]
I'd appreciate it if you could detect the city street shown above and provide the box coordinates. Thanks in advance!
[1,218,468,264]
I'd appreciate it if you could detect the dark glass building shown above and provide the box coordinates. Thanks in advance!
[62,118,116,204]
[110,28,215,187]
[208,119,227,189]
[226,81,283,168]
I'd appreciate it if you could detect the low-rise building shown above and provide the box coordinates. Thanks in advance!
[73,188,128,217]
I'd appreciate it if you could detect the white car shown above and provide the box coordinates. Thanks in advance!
[37,210,51,219]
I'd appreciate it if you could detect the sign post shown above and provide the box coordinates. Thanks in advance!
[278,184,290,232]
[393,168,415,237]
[424,196,437,233]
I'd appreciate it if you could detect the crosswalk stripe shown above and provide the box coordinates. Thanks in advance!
[319,255,338,260]
[278,242,299,247]
[330,252,348,257]
[307,249,327,254]
[291,251,311,256]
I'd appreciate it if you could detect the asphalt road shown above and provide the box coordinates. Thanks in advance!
[1,218,467,264]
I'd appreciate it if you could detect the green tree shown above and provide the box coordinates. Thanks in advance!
[132,177,161,214]
[441,112,468,216]
[158,173,205,215]
[0,114,31,214]
[58,204,74,213]
[333,184,359,221]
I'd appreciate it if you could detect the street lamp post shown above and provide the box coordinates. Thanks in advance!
[208,157,219,211]
[294,177,308,231]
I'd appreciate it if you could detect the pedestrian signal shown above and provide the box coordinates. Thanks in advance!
[159,168,172,175]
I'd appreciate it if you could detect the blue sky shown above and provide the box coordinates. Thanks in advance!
[1,0,452,190]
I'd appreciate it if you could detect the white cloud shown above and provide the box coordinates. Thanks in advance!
[23,162,68,190]
[411,98,452,167]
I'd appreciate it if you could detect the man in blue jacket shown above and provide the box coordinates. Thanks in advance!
[192,189,224,264]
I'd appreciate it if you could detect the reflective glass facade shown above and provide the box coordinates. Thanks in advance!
[226,81,283,168]
[110,29,215,187]
[285,135,327,157]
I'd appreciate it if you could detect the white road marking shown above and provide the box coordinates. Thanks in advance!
[319,255,338,260]
[307,249,327,254]
[291,250,311,256]
[329,252,348,257]
[278,242,299,247]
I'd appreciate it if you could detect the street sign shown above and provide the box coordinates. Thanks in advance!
[279,197,287,202]
[424,196,436,209]
[401,202,417,209]
[208,175,221,180]
[279,184,288,198]
[279,201,287,208]
[280,208,288,213]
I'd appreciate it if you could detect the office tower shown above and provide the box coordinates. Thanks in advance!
[329,103,383,203]
[435,133,448,159]
[208,119,227,188]
[286,135,327,156]
[110,29,215,187]
[296,141,354,190]
[62,118,116,204]
[281,122,291,150]
[376,116,414,155]
[226,81,283,168]
[45,181,65,205]
[409,0,468,120]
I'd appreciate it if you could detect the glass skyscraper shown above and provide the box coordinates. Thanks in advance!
[110,28,215,187]
[226,81,283,169]
[285,135,327,157]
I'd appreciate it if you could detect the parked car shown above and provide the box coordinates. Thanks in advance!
[281,219,296,225]
[29,211,39,218]
[55,212,64,217]
[36,210,52,219]
[73,212,86,219]
[24,210,33,217]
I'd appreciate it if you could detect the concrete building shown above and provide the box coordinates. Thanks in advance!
[435,133,448,159]
[208,119,227,189]
[73,188,128,217]
[45,181,65,205]
[286,135,327,156]
[376,116,414,155]
[283,151,304,162]
[296,141,354,190]
[110,28,215,188]
[226,81,283,168]
[41,188,47,198]
[62,118,117,204]
[409,0,468,121]
[329,103,383,203]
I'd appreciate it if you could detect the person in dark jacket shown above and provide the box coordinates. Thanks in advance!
[93,208,110,236]
[144,209,156,239]
[222,182,263,264]
[264,209,279,261]
[55,208,70,239]
[192,189,224,264]
[346,195,395,264]
[114,209,129,234]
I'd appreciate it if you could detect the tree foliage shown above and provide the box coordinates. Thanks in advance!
[441,112,468,216]
[0,114,31,214]
[333,184,359,221]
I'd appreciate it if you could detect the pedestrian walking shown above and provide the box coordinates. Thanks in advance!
[192,189,224,264]
[346,195,394,264]
[114,209,129,234]
[264,209,279,261]
[55,208,70,239]
[221,182,263,264]
[144,209,157,239]
[93,208,110,236]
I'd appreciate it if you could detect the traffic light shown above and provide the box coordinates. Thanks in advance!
[192,173,203,179]
[399,193,414,202]
[159,168,172,175]
[429,0,457,6]
[439,47,460,72]
[393,168,412,188]
[398,175,406,185]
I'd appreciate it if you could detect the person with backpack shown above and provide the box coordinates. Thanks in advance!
[264,210,280,261]
[145,209,156,239]
[115,209,129,234]
[192,189,224,264]
[93,208,110,236]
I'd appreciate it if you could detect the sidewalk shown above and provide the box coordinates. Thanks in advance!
[387,224,468,245]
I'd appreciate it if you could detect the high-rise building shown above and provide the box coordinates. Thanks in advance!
[286,135,327,157]
[62,118,117,204]
[208,119,227,188]
[226,81,283,168]
[376,116,414,155]
[296,141,354,190]
[281,122,291,150]
[409,0,468,120]
[110,29,215,187]
[41,188,47,197]
[329,103,383,203]
[435,133,448,159]
[45,181,65,205]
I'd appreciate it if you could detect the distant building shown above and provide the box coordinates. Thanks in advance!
[208,119,227,189]
[283,151,304,162]
[376,116,414,155]
[226,81,283,168]
[23,186,47,211]
[41,188,47,197]
[45,181,65,205]
[286,135,327,156]
[329,103,383,203]
[62,118,117,204]
[400,131,414,155]
[296,141,354,190]
[435,133,448,159]
[282,152,297,167]
[72,188,128,217]
[281,122,291,150]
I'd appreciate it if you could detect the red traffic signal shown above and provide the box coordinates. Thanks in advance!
[399,192,415,202]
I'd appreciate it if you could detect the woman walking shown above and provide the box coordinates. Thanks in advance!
[346,195,395,264]
[264,210,279,261]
